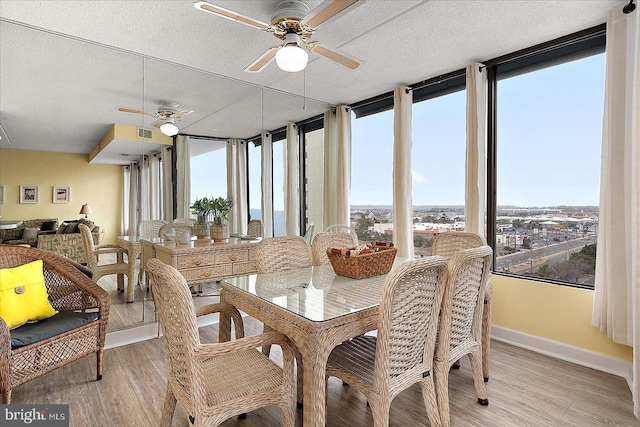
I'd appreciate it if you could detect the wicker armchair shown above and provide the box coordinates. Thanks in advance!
[247,219,263,238]
[434,245,493,427]
[145,259,296,427]
[311,231,358,266]
[325,224,358,244]
[79,224,129,294]
[432,231,492,381]
[0,246,110,403]
[326,256,449,427]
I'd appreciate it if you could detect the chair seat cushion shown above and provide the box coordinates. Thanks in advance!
[10,311,99,349]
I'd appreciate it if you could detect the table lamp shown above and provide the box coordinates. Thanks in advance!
[79,203,92,219]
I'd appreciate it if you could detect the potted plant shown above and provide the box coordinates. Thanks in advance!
[190,196,214,239]
[209,197,235,242]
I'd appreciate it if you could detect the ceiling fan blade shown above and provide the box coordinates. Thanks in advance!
[245,47,279,73]
[118,107,156,117]
[194,1,271,30]
[172,110,193,119]
[312,43,362,69]
[303,0,361,28]
[152,119,167,128]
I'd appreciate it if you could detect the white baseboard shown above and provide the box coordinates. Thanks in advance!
[105,322,159,349]
[491,325,632,384]
[105,320,632,387]
[104,312,223,350]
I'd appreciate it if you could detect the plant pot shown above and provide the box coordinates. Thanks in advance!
[210,218,230,242]
[194,221,210,240]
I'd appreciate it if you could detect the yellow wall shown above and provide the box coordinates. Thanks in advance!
[492,274,632,361]
[0,149,122,244]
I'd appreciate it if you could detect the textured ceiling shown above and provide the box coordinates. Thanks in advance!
[0,0,619,163]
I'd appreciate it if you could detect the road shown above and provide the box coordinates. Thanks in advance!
[495,237,594,274]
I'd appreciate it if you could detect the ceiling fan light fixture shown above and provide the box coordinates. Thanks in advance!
[275,33,308,72]
[160,119,179,137]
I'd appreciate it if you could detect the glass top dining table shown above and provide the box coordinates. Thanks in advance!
[219,258,410,427]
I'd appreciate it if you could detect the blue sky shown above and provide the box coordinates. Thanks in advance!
[352,53,605,207]
[194,52,606,210]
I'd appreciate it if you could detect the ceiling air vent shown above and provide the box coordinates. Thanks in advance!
[137,128,153,139]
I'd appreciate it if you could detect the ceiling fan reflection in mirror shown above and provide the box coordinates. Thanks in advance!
[117,101,193,136]
[194,0,363,73]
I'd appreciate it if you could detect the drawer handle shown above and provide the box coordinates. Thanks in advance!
[204,272,211,277]
[194,259,202,266]
[229,254,237,261]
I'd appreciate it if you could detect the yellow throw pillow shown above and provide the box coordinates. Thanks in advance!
[0,260,58,329]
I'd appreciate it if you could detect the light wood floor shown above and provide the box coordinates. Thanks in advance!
[10,316,638,426]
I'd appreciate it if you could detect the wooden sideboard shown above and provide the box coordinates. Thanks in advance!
[152,237,258,287]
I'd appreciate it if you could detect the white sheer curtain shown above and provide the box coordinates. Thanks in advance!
[393,86,413,258]
[465,62,488,238]
[148,153,162,220]
[261,131,274,237]
[226,139,248,234]
[592,5,640,417]
[285,122,300,235]
[121,165,131,235]
[136,154,162,227]
[161,146,173,221]
[175,135,191,219]
[127,162,139,235]
[336,105,352,225]
[323,108,337,230]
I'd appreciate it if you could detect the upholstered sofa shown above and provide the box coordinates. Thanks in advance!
[37,219,102,264]
[0,218,58,247]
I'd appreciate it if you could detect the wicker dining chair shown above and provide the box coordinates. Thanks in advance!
[325,256,449,427]
[247,219,264,238]
[137,219,168,286]
[432,231,492,381]
[434,245,493,427]
[311,231,358,266]
[79,223,129,292]
[145,258,296,427]
[325,223,358,244]
[158,223,194,241]
[0,245,110,403]
[255,236,312,275]
[303,223,316,244]
[255,236,312,405]
[138,219,168,238]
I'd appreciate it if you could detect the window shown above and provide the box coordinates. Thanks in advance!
[412,90,466,256]
[272,138,285,236]
[189,139,227,209]
[248,141,262,222]
[351,109,394,243]
[493,52,604,287]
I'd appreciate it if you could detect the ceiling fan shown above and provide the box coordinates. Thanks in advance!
[194,0,363,73]
[117,101,193,136]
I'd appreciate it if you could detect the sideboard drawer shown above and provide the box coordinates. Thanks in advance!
[216,250,249,264]
[181,265,232,282]
[177,253,216,269]
[233,261,257,276]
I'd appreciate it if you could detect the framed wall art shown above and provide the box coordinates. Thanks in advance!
[20,185,39,204]
[0,185,4,204]
[53,186,70,204]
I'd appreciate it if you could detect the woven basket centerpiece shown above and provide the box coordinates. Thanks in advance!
[327,241,397,279]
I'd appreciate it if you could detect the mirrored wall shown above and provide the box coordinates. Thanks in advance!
[0,19,330,333]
